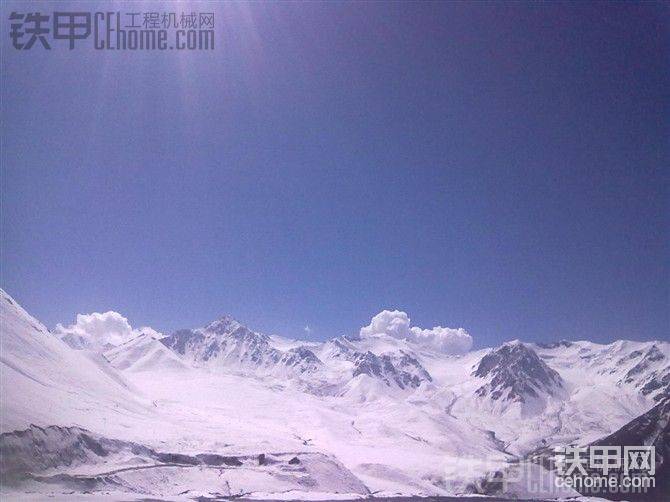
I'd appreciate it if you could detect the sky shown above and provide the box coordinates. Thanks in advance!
[1,2,668,348]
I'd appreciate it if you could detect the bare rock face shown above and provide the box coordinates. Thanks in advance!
[473,341,564,404]
[618,345,670,402]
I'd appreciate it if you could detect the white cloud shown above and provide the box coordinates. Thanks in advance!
[359,309,473,355]
[359,310,410,339]
[409,326,473,354]
[54,311,160,350]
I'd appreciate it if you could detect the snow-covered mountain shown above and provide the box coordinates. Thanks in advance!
[533,339,670,403]
[159,316,437,395]
[1,288,667,500]
[161,315,324,378]
[472,341,565,416]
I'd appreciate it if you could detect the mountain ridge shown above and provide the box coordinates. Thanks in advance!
[2,288,668,500]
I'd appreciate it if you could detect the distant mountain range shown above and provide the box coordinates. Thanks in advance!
[1,288,667,500]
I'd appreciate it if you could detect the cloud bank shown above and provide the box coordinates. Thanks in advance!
[359,309,473,355]
[54,311,160,350]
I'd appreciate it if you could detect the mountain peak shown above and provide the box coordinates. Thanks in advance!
[473,341,564,406]
[203,315,245,334]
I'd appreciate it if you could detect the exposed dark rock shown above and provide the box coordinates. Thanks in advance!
[163,329,204,355]
[0,424,244,484]
[196,453,242,466]
[351,350,432,389]
[279,347,323,373]
[536,340,573,349]
[161,318,322,375]
[575,398,670,501]
[473,342,564,404]
[155,452,200,465]
[612,345,670,401]
[624,346,666,383]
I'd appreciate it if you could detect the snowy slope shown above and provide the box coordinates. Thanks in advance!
[104,332,188,372]
[0,290,150,433]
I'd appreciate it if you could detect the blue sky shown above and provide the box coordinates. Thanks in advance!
[1,2,668,347]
